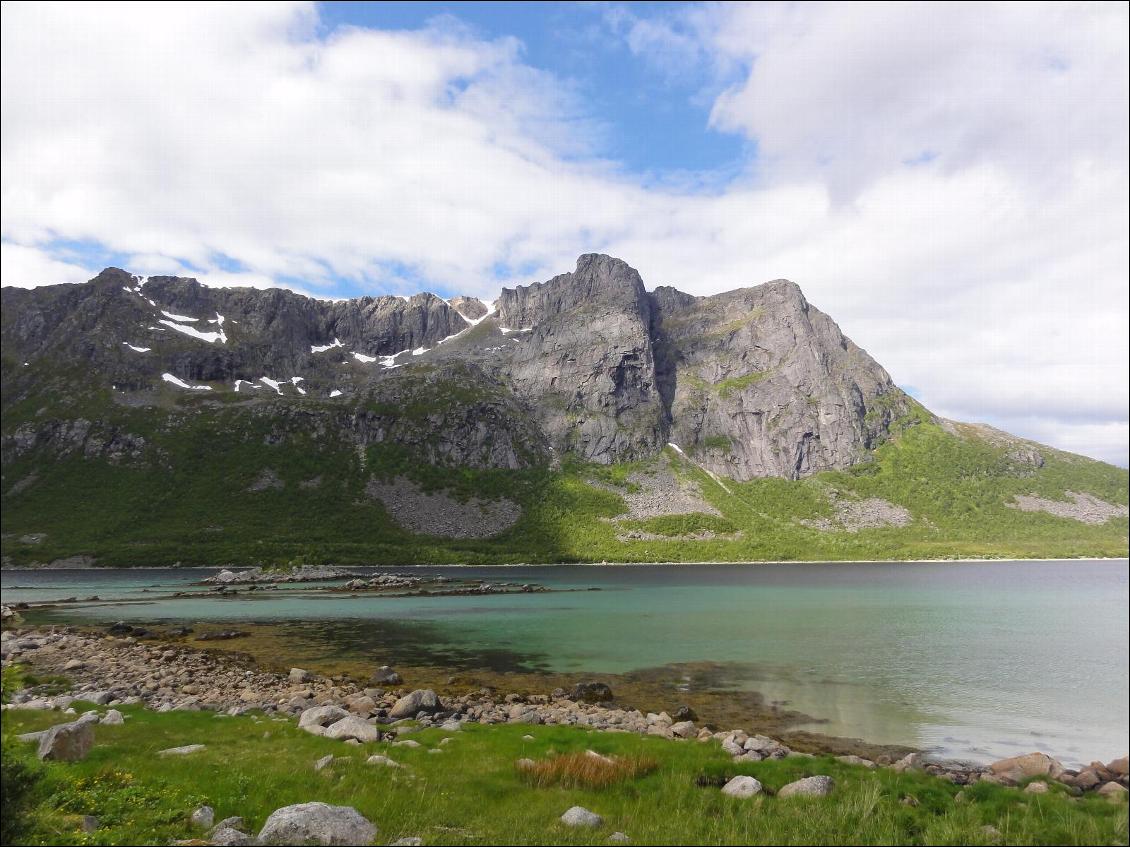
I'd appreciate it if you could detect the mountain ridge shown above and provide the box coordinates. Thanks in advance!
[1,254,1125,567]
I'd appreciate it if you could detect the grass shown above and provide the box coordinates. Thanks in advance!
[3,704,1125,846]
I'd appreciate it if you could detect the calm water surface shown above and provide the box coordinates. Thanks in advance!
[3,560,1126,767]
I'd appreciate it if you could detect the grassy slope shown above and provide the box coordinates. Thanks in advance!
[0,387,1126,566]
[3,703,1126,846]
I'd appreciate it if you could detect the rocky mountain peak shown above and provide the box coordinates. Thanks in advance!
[2,254,924,480]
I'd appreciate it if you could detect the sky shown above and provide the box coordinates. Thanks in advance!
[1,1,1127,466]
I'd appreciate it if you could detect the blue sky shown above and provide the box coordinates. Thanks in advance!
[1,2,1127,465]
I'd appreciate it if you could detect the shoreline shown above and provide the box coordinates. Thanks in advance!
[3,556,1128,572]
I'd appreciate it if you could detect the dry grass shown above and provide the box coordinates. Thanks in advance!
[517,750,659,789]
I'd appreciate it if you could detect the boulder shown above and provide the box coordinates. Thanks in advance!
[988,753,1065,786]
[778,776,835,798]
[891,752,925,773]
[344,695,377,717]
[315,754,334,771]
[670,721,696,739]
[101,709,125,725]
[323,715,379,743]
[1096,782,1128,800]
[560,806,603,828]
[1024,781,1049,794]
[191,806,215,828]
[289,668,313,684]
[569,682,613,703]
[720,775,763,798]
[388,690,441,720]
[298,705,350,734]
[36,720,94,761]
[371,666,402,686]
[211,828,256,846]
[257,802,377,846]
[1108,756,1129,778]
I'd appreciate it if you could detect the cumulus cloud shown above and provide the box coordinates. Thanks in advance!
[1,1,1126,464]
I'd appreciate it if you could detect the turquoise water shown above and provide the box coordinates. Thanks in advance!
[3,560,1127,767]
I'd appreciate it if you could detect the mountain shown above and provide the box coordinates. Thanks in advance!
[1,255,1126,567]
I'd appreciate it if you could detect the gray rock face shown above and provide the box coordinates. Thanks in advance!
[36,719,94,761]
[496,255,666,464]
[257,802,377,846]
[2,254,926,482]
[388,689,441,720]
[653,280,920,480]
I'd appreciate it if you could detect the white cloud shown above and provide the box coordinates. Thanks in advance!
[0,241,97,288]
[1,1,1126,464]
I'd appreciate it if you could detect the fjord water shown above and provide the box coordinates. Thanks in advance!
[3,560,1126,767]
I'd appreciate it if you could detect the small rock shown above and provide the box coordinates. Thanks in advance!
[516,757,536,770]
[720,775,763,798]
[157,744,206,756]
[390,839,422,846]
[669,720,696,739]
[211,827,257,846]
[569,682,613,703]
[372,666,402,686]
[64,658,85,671]
[777,776,835,798]
[257,802,377,846]
[835,755,876,768]
[388,690,441,720]
[315,754,335,771]
[366,754,401,768]
[101,709,125,725]
[609,833,630,844]
[1024,781,1048,794]
[560,806,603,828]
[289,668,313,684]
[392,739,421,749]
[191,806,215,829]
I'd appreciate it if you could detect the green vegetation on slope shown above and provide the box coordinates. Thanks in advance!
[3,704,1125,846]
[0,384,1126,567]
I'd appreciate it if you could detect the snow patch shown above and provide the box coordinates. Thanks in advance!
[379,349,409,368]
[411,346,429,356]
[311,338,343,353]
[161,310,198,322]
[122,343,151,353]
[259,377,284,395]
[352,352,377,363]
[233,379,260,392]
[329,389,343,398]
[499,326,532,335]
[157,315,227,344]
[290,376,306,395]
[162,373,211,391]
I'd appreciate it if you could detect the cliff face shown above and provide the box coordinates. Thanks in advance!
[0,255,921,480]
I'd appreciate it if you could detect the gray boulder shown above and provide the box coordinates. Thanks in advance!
[211,828,257,846]
[560,806,603,828]
[257,802,377,845]
[778,775,835,798]
[191,805,215,828]
[388,690,441,720]
[371,666,402,686]
[298,705,350,734]
[323,715,379,743]
[101,709,125,725]
[36,719,94,761]
[720,775,763,798]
